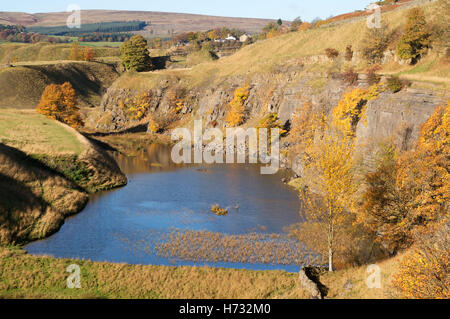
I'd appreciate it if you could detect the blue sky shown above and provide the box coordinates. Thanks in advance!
[3,0,373,21]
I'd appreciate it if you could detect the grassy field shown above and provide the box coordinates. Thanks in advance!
[0,109,84,155]
[0,246,402,299]
[0,42,119,63]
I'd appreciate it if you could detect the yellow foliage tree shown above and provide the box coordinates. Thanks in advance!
[225,86,249,127]
[37,82,83,129]
[69,41,83,60]
[332,85,381,137]
[298,116,357,271]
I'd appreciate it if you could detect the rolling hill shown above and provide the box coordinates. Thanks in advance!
[0,10,276,36]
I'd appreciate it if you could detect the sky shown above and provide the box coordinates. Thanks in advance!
[1,0,374,22]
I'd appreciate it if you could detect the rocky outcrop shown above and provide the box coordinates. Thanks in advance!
[90,66,447,174]
[298,266,328,299]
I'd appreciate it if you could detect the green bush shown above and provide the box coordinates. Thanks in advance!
[386,76,404,93]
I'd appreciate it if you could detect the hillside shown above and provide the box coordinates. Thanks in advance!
[0,60,119,109]
[0,10,275,36]
[0,109,127,244]
[92,0,448,133]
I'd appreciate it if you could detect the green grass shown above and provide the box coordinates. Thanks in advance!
[79,41,123,48]
[0,109,84,155]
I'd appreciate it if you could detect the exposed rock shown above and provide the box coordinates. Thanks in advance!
[298,266,328,299]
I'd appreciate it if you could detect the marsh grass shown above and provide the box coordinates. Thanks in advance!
[153,230,320,266]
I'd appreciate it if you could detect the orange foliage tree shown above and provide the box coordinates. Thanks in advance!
[360,102,449,254]
[82,46,95,61]
[37,82,83,128]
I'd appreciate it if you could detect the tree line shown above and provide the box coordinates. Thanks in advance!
[27,21,147,36]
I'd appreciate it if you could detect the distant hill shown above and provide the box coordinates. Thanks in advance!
[0,10,276,36]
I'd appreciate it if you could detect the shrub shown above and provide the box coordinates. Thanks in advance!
[396,8,431,63]
[361,25,390,64]
[366,65,381,85]
[225,86,249,127]
[119,92,152,120]
[345,45,353,61]
[386,76,405,93]
[298,22,311,31]
[332,85,381,137]
[342,68,358,86]
[325,48,339,59]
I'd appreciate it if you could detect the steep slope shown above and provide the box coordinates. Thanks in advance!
[0,110,127,244]
[0,61,119,109]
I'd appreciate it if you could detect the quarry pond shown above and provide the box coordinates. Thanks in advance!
[26,144,310,272]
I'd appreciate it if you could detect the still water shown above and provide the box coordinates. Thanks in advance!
[26,144,305,272]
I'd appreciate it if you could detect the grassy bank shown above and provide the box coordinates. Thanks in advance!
[0,110,126,244]
[0,246,401,299]
[0,61,119,108]
[0,109,84,155]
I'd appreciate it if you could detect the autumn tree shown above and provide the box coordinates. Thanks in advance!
[397,8,431,63]
[360,102,449,254]
[332,85,381,138]
[37,82,83,128]
[393,220,449,299]
[225,86,249,127]
[69,41,83,60]
[297,117,357,271]
[120,35,153,72]
[82,46,95,62]
[361,24,390,64]
[290,17,303,32]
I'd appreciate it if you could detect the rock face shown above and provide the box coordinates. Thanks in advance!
[90,67,447,173]
[355,88,443,167]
